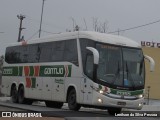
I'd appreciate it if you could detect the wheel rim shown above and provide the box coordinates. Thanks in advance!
[69,91,76,106]
[68,91,76,107]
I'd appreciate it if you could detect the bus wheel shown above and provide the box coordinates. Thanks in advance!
[107,107,122,115]
[45,101,63,108]
[67,89,81,111]
[18,86,26,104]
[11,85,18,103]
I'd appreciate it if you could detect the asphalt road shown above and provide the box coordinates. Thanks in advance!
[0,100,159,120]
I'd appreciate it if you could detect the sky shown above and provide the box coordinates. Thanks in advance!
[0,0,160,54]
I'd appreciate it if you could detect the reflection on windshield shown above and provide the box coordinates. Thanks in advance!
[96,44,144,89]
[123,48,144,87]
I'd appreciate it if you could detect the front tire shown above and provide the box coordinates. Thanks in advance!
[67,89,81,111]
[45,101,63,108]
[108,107,122,115]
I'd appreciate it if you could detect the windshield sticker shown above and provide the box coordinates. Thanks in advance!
[98,84,143,96]
[124,79,129,86]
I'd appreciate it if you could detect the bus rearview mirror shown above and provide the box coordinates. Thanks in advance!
[144,55,155,72]
[86,47,99,65]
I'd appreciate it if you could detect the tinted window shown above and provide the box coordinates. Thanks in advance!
[28,44,39,63]
[80,38,95,72]
[19,46,29,63]
[64,40,78,65]
[52,41,65,62]
[5,46,20,63]
[39,42,52,62]
[5,39,78,65]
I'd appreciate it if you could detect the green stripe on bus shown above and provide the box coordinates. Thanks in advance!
[29,66,34,76]
[2,67,19,76]
[67,65,72,77]
[3,65,72,77]
[39,65,72,77]
[19,66,23,76]
[110,88,143,96]
[31,77,36,88]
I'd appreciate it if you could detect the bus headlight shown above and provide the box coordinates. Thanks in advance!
[137,94,144,98]
[99,90,104,94]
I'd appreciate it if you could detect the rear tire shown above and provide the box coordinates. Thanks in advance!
[11,85,18,103]
[18,86,27,104]
[67,89,81,111]
[45,101,63,108]
[108,107,122,115]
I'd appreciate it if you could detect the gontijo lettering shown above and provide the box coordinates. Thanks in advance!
[44,67,63,75]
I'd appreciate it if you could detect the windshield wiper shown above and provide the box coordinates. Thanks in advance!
[111,61,120,85]
[125,62,135,87]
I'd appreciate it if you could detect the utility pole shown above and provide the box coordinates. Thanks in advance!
[39,0,46,38]
[17,14,25,42]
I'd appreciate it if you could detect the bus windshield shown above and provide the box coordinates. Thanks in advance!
[96,43,144,89]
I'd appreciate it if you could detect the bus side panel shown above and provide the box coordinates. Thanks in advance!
[1,76,11,96]
[1,76,20,96]
[65,64,83,104]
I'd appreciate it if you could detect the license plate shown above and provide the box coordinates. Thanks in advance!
[117,101,126,106]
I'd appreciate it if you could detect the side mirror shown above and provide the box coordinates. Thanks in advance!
[144,55,155,72]
[86,47,99,65]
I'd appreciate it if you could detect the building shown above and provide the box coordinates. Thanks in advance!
[142,47,160,99]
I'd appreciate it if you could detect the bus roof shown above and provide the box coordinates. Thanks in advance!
[9,31,141,48]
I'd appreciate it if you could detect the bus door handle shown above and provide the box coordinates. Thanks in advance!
[84,85,87,87]
[56,89,59,92]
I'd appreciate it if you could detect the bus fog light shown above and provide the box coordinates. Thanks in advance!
[98,98,103,103]
[138,103,142,107]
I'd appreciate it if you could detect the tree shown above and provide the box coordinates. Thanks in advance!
[92,17,109,33]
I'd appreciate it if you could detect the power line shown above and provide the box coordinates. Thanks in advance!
[26,15,65,29]
[41,30,61,34]
[108,19,160,34]
[27,30,39,40]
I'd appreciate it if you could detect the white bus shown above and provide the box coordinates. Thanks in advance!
[1,31,155,114]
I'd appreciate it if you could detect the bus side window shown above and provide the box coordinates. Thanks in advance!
[64,40,78,66]
[85,54,93,79]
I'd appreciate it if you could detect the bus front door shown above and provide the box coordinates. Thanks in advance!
[53,78,65,102]
[82,78,93,105]
[42,77,52,100]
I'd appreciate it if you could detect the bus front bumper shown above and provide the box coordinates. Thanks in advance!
[92,91,144,110]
